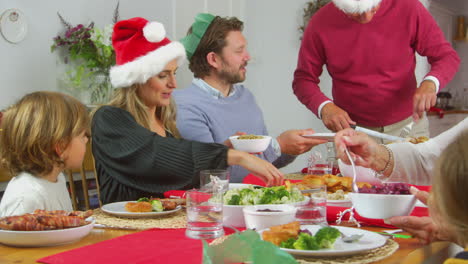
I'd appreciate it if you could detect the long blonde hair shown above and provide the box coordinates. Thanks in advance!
[431,131,468,246]
[105,84,181,138]
[0,91,90,176]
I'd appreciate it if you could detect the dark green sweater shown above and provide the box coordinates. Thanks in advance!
[92,106,229,204]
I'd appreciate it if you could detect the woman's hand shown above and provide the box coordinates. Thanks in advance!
[385,187,457,244]
[227,149,283,186]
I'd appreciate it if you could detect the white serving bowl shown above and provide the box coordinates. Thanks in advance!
[338,159,382,185]
[349,192,417,219]
[229,135,272,153]
[223,197,309,228]
[243,204,297,230]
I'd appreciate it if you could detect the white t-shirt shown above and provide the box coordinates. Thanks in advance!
[0,172,73,216]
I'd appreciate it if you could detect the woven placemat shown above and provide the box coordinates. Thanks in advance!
[210,236,398,264]
[93,208,187,230]
[296,239,399,264]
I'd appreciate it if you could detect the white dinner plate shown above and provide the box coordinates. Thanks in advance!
[301,133,336,141]
[0,219,94,247]
[101,201,182,218]
[258,224,387,257]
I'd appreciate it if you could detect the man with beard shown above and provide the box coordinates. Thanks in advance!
[174,13,326,183]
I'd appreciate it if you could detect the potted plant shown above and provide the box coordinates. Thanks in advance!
[51,4,119,105]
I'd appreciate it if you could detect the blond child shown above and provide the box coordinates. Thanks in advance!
[387,131,468,263]
[0,91,89,216]
[430,131,468,263]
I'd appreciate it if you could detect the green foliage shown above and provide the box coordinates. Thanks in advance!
[51,12,117,104]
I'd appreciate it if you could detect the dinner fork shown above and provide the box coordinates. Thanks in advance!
[344,148,359,193]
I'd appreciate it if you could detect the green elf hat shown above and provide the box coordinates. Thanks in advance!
[180,13,216,60]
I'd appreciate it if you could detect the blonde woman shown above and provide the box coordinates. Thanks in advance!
[91,17,283,204]
[0,91,89,216]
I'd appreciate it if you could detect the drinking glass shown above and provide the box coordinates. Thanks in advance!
[185,189,224,239]
[199,169,230,193]
[295,184,327,225]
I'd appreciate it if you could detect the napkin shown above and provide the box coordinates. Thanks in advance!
[38,229,203,264]
[164,189,187,198]
[203,230,297,264]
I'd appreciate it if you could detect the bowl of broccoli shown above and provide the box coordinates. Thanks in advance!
[223,185,308,228]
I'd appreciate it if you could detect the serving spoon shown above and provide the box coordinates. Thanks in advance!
[341,232,364,243]
[344,147,359,193]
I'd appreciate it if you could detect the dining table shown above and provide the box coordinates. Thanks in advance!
[0,224,452,264]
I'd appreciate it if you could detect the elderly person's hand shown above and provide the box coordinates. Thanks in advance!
[321,103,356,132]
[334,128,381,168]
[276,129,327,155]
[385,187,457,244]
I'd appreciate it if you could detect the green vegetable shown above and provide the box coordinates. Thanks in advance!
[279,238,296,249]
[292,233,320,250]
[314,227,341,249]
[137,197,150,202]
[150,200,164,212]
[259,189,275,204]
[222,185,304,206]
[227,194,241,205]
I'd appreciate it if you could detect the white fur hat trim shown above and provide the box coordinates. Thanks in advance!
[110,41,186,88]
[143,22,166,43]
[332,0,382,14]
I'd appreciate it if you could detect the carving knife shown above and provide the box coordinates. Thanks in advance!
[350,125,405,142]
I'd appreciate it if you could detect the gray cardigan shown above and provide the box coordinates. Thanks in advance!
[92,106,229,204]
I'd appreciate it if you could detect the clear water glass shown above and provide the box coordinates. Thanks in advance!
[295,184,327,225]
[199,169,230,193]
[185,189,224,239]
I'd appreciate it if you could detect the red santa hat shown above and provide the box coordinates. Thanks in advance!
[332,0,382,14]
[110,17,186,88]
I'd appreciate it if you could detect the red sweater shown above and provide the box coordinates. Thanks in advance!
[293,0,460,127]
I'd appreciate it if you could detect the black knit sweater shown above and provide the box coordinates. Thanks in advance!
[92,106,229,204]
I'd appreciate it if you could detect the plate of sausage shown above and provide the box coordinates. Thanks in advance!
[0,209,94,247]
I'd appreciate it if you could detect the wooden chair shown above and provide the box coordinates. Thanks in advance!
[65,140,102,210]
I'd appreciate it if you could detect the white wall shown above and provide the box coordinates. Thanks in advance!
[0,0,436,174]
[0,0,175,109]
[243,0,332,173]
